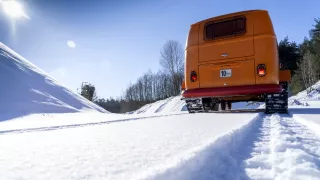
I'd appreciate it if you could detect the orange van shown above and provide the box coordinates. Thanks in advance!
[181,10,290,113]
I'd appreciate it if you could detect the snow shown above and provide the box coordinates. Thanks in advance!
[2,107,320,179]
[147,113,263,180]
[289,80,320,106]
[0,111,187,133]
[0,42,107,120]
[132,96,261,114]
[131,96,187,114]
[152,114,320,180]
[290,111,320,137]
[245,114,320,180]
[0,112,260,180]
[1,41,320,179]
[232,101,262,109]
[287,80,320,136]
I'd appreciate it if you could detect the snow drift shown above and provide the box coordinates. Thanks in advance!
[289,80,320,106]
[130,96,187,114]
[0,42,107,120]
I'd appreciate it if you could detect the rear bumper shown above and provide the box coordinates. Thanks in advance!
[181,84,282,99]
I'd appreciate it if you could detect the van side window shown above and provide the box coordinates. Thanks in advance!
[205,17,246,39]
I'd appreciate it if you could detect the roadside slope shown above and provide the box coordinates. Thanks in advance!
[0,42,107,120]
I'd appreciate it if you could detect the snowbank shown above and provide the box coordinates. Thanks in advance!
[287,80,320,139]
[289,81,320,106]
[132,96,261,114]
[289,99,310,106]
[131,96,187,114]
[0,42,107,120]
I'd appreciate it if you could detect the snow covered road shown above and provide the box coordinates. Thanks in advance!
[244,114,320,180]
[0,112,258,180]
[153,113,320,180]
[1,110,320,180]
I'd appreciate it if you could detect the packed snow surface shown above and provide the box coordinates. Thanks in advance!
[154,113,320,180]
[0,42,107,120]
[288,80,320,133]
[0,112,259,180]
[1,107,320,180]
[243,114,320,180]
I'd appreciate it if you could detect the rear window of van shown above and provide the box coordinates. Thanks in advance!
[205,17,246,39]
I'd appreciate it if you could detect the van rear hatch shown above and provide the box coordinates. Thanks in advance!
[198,14,255,88]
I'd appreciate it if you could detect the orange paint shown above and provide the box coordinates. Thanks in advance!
[182,10,289,100]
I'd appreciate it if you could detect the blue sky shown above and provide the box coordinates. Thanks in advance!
[0,0,319,99]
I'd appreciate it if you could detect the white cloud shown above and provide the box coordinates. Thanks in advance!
[67,40,76,48]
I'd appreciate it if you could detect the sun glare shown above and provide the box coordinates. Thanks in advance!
[1,0,29,19]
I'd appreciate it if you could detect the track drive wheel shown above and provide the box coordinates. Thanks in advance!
[265,82,288,114]
[220,101,226,111]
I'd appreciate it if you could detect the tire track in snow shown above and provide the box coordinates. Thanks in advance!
[244,114,320,180]
[244,114,273,179]
[0,113,188,136]
[146,113,264,180]
[149,113,320,180]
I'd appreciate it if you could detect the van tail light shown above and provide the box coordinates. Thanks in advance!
[257,64,266,77]
[190,71,197,82]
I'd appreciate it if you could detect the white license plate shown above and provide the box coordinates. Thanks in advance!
[220,69,232,77]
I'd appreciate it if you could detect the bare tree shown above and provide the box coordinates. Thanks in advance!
[120,40,185,111]
[160,40,184,95]
[299,51,319,92]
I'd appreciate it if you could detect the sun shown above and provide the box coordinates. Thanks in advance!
[1,0,29,19]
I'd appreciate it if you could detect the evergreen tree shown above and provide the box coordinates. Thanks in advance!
[278,36,301,74]
[80,83,96,102]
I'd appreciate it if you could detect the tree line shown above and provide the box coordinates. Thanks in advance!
[80,40,184,113]
[81,18,320,113]
[279,18,320,94]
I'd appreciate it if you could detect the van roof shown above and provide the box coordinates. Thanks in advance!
[192,9,268,26]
